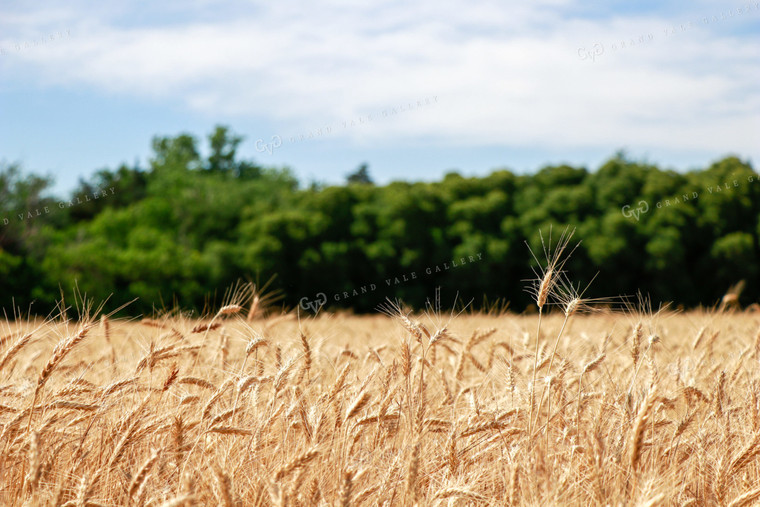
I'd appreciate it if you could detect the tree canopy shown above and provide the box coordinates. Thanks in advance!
[1,127,757,316]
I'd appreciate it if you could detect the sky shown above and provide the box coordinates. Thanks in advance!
[1,0,759,195]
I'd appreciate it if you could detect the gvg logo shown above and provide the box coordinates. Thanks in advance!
[622,200,649,221]
[254,135,282,155]
[577,43,604,62]
[299,292,327,314]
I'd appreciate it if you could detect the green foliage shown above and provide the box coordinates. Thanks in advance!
[347,163,373,185]
[1,129,758,315]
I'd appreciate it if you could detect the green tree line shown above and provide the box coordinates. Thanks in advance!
[1,126,758,316]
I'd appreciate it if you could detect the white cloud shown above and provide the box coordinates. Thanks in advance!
[1,0,758,158]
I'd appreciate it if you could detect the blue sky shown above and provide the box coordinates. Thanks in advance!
[1,0,758,195]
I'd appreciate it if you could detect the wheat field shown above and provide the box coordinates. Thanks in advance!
[2,301,760,506]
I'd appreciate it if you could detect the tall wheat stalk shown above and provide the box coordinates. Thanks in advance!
[526,227,577,433]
